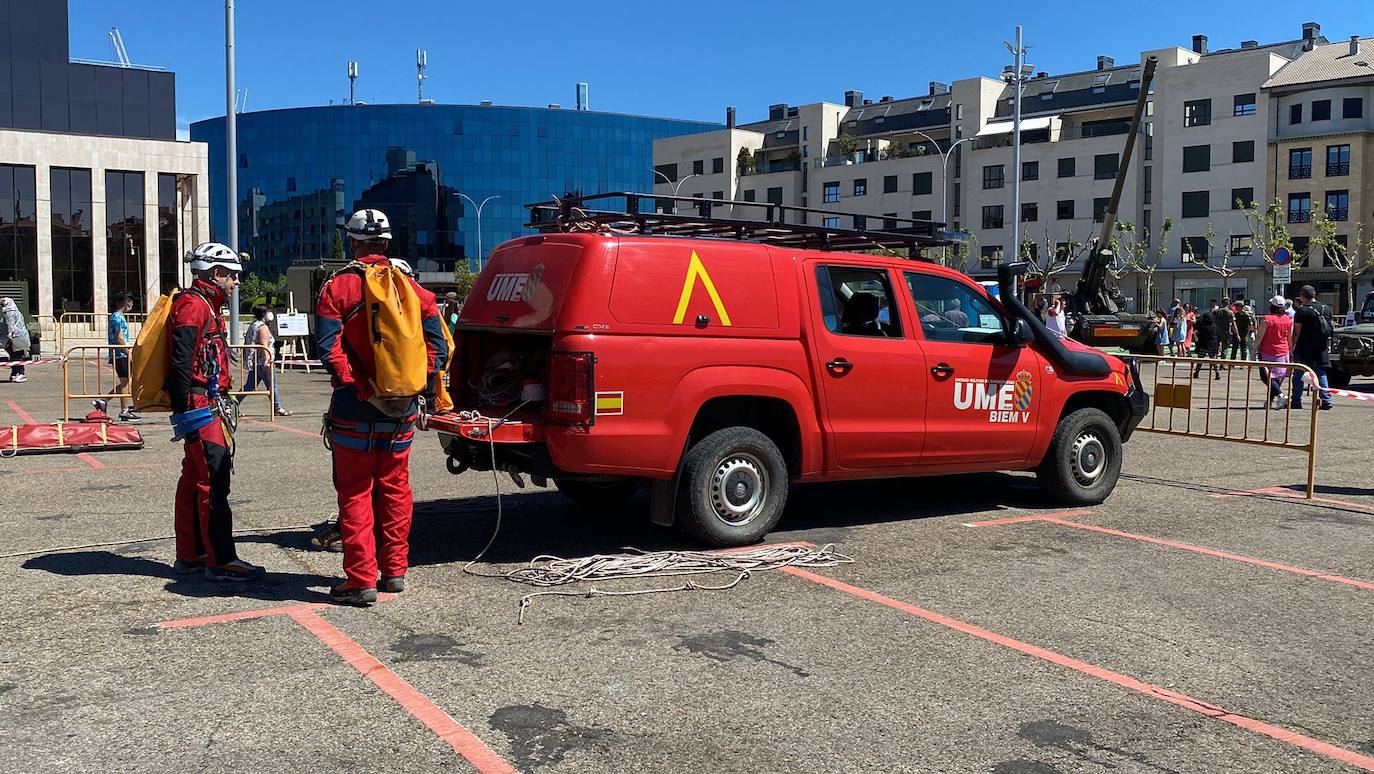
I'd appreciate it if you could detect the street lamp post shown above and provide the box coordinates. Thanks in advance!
[225,0,240,339]
[1004,27,1033,268]
[458,193,500,270]
[909,129,973,262]
[652,170,701,197]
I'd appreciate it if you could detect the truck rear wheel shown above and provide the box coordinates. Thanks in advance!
[554,478,639,511]
[680,427,789,546]
[1037,408,1122,505]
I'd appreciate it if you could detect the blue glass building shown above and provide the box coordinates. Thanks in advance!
[192,105,719,278]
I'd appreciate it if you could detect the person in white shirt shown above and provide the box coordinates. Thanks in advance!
[1045,294,1069,338]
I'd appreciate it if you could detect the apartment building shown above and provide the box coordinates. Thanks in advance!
[654,22,1355,312]
[1264,34,1374,312]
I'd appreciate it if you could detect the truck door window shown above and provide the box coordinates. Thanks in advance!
[905,273,1008,344]
[816,266,902,337]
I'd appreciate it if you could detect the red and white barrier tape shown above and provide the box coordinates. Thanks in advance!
[2,357,69,367]
[1331,388,1374,403]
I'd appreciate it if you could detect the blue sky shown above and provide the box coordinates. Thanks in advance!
[69,1,1374,138]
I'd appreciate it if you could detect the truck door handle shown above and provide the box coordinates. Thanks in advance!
[825,358,853,376]
[930,363,955,378]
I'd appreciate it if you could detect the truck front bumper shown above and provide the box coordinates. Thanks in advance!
[1122,358,1150,441]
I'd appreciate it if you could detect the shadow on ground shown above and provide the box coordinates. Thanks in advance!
[20,550,335,603]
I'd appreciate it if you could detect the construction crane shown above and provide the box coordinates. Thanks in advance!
[108,28,131,68]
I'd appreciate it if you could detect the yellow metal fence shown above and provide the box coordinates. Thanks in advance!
[61,344,275,423]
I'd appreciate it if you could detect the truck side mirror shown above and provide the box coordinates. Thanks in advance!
[1013,318,1035,346]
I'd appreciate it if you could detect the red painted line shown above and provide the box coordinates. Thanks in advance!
[239,416,317,438]
[966,509,1093,528]
[783,566,1374,772]
[159,602,324,629]
[77,452,106,469]
[1039,517,1374,591]
[1215,486,1374,514]
[6,399,36,424]
[288,608,518,773]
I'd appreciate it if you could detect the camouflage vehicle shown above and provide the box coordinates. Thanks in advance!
[1329,291,1374,388]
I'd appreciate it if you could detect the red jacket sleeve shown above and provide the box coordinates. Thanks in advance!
[315,276,364,397]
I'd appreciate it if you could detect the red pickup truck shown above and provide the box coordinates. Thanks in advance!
[430,230,1147,546]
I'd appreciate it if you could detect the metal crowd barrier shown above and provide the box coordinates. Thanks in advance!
[56,312,146,352]
[62,344,276,423]
[1130,354,1320,498]
[228,344,276,421]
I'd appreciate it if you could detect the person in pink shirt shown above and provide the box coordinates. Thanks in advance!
[1256,295,1294,410]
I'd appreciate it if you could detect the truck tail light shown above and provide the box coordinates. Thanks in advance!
[547,351,594,425]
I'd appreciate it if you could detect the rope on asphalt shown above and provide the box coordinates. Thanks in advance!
[455,406,854,623]
[0,523,319,560]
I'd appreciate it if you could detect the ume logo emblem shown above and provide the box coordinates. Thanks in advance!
[953,370,1034,424]
[487,273,530,302]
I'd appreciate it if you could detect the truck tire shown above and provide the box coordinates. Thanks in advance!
[1327,368,1351,389]
[1037,408,1122,505]
[554,479,639,511]
[680,427,789,546]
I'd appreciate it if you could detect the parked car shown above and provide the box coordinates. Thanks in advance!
[1330,290,1374,388]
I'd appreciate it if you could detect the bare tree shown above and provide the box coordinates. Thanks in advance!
[1238,196,1293,267]
[1310,206,1371,313]
[1109,217,1174,312]
[1019,224,1086,293]
[1190,224,1241,282]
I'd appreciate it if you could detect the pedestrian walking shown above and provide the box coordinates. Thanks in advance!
[93,292,139,421]
[169,243,266,582]
[443,291,462,338]
[1,297,30,383]
[1231,301,1254,361]
[1169,301,1186,356]
[1291,285,1334,411]
[1256,295,1294,410]
[242,304,290,416]
[1154,310,1169,355]
[1213,298,1237,364]
[1192,301,1222,379]
[315,209,448,605]
[1183,304,1197,356]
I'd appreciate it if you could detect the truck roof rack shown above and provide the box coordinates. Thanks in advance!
[525,191,953,254]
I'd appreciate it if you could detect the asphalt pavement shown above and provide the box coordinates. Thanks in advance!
[1,365,1371,773]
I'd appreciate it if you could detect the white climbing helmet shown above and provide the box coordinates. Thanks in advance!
[389,258,414,276]
[344,208,392,241]
[184,242,243,272]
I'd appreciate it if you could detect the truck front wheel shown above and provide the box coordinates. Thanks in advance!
[1037,408,1122,505]
[680,427,789,546]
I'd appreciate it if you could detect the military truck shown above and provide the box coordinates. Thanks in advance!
[1329,290,1374,388]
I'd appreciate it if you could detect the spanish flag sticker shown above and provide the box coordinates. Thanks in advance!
[595,392,624,416]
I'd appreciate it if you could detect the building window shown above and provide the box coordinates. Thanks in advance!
[1233,93,1257,116]
[883,175,899,194]
[982,205,1004,229]
[1056,199,1075,220]
[1058,157,1075,178]
[105,171,146,312]
[654,163,678,183]
[711,191,723,200]
[1289,148,1312,179]
[1143,172,1152,204]
[853,179,867,196]
[1290,103,1303,125]
[767,187,783,205]
[913,210,932,221]
[1312,99,1331,121]
[1022,161,1039,181]
[1093,197,1110,222]
[1230,235,1253,256]
[822,217,840,228]
[693,159,704,175]
[912,172,932,195]
[956,104,963,120]
[742,190,756,202]
[1182,145,1210,173]
[1093,153,1119,180]
[1343,97,1363,119]
[822,182,840,203]
[1326,190,1349,221]
[953,182,960,216]
[982,165,1004,190]
[1181,236,1209,262]
[1184,99,1211,127]
[1287,192,1311,223]
[0,165,39,315]
[1292,236,1310,261]
[979,246,1004,268]
[1181,191,1209,218]
[1232,141,1255,164]
[1231,187,1254,209]
[712,157,724,174]
[1327,144,1351,176]
[1021,202,1038,222]
[157,174,180,296]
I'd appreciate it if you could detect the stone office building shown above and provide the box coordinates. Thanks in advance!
[0,0,208,324]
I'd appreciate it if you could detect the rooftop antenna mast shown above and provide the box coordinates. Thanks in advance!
[416,49,428,103]
[347,61,358,105]
[108,28,131,68]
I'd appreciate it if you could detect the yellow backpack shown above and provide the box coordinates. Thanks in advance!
[345,261,428,399]
[130,288,181,412]
[433,320,456,412]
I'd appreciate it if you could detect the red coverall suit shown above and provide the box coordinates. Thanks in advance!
[315,256,447,590]
[169,279,239,567]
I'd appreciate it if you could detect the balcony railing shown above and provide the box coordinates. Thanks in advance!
[1326,162,1350,176]
[1327,207,1349,221]
[1289,165,1312,179]
[743,162,801,175]
[1288,209,1312,223]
